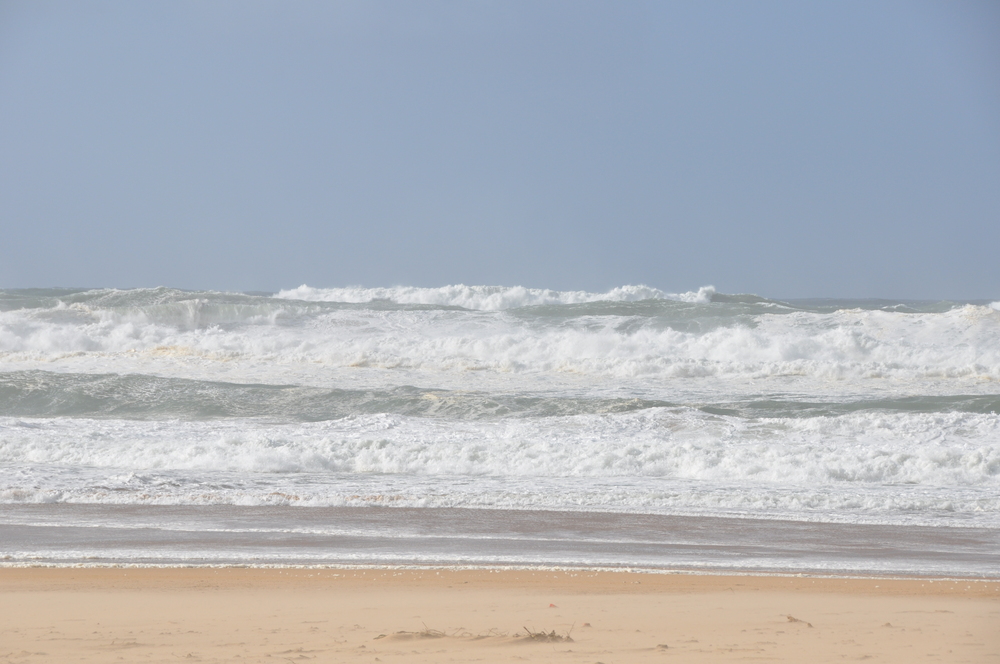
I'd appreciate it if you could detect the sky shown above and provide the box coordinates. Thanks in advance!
[1,1,998,299]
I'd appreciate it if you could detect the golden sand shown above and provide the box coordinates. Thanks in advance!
[1,567,998,663]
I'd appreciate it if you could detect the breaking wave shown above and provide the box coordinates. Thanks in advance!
[2,284,998,529]
[275,284,717,310]
[1,286,998,386]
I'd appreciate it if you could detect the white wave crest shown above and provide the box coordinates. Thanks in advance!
[274,284,716,309]
[2,409,997,484]
[2,409,998,526]
[2,299,1000,389]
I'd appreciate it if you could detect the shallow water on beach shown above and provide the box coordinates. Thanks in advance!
[1,285,998,573]
[3,504,998,575]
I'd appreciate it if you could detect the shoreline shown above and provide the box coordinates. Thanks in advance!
[3,565,1000,591]
[6,504,998,576]
[2,567,998,662]
[2,562,1000,583]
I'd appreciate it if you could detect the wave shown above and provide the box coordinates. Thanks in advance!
[3,285,998,536]
[2,286,999,401]
[2,371,999,421]
[2,476,997,529]
[275,284,718,309]
[0,285,984,315]
[2,408,997,485]
[2,304,998,384]
[2,407,998,527]
[0,371,674,420]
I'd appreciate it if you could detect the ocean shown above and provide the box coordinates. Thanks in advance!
[1,285,998,575]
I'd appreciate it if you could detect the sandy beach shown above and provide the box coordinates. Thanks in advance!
[2,567,998,663]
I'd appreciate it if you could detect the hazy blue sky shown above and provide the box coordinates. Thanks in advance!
[1,1,998,298]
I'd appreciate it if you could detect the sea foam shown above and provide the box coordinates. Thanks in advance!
[2,285,999,531]
[275,284,717,309]
[2,290,999,387]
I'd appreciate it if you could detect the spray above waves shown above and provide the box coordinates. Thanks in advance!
[274,284,718,310]
[1,284,719,316]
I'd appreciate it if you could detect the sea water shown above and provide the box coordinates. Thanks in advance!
[1,285,998,574]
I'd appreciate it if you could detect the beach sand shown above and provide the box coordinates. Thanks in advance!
[1,568,998,663]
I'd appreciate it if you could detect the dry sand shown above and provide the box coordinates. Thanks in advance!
[1,567,998,663]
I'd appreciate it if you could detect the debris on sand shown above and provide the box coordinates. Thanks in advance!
[519,626,574,642]
[786,615,813,627]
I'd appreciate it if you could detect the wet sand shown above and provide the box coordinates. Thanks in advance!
[1,567,998,663]
[6,504,1000,575]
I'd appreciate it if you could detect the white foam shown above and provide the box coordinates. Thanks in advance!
[3,286,1000,532]
[2,407,997,500]
[3,299,999,389]
[274,284,716,309]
